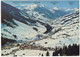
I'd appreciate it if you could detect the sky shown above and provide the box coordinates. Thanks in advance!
[2,1,79,9]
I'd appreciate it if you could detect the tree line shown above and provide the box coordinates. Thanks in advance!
[41,44,79,56]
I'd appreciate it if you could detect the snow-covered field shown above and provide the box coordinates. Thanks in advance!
[34,36,79,48]
[2,47,19,55]
[15,49,53,56]
[2,48,53,56]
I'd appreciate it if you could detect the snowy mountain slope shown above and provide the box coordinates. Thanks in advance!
[1,2,49,44]
[32,11,79,48]
[1,2,37,27]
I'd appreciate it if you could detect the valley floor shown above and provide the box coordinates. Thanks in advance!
[2,47,53,56]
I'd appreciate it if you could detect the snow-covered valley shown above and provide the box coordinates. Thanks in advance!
[1,1,79,56]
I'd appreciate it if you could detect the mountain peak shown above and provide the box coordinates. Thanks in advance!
[25,4,38,10]
[53,7,59,10]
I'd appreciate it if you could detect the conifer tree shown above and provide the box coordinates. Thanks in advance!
[46,51,49,56]
[42,54,44,56]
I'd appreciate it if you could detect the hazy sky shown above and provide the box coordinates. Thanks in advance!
[2,1,79,9]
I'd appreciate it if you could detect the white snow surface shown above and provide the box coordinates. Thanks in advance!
[15,49,53,56]
[1,19,46,41]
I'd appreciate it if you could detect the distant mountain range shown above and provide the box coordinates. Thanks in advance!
[18,4,78,20]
